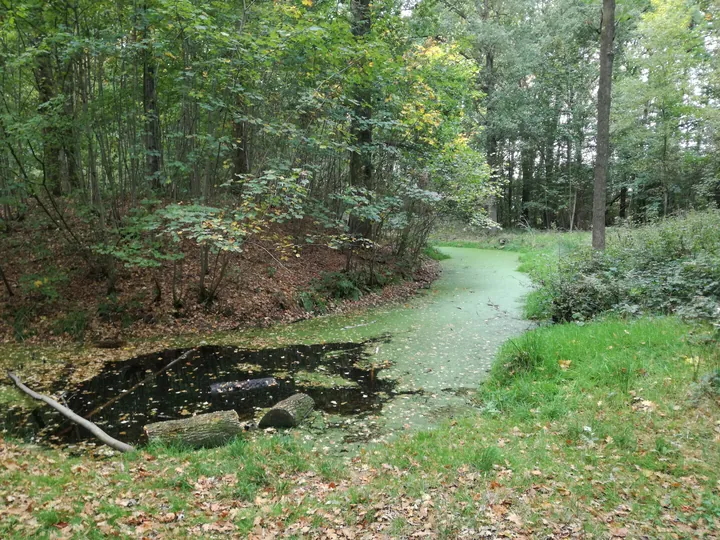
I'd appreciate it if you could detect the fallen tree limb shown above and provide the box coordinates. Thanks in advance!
[144,410,244,448]
[7,371,135,453]
[210,377,278,395]
[84,347,199,420]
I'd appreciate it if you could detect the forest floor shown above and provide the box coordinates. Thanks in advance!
[0,215,439,347]
[1,316,717,538]
[1,230,718,538]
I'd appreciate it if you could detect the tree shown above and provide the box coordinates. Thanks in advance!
[592,0,616,250]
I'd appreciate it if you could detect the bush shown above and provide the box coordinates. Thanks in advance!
[97,294,145,327]
[316,272,365,301]
[296,290,328,314]
[535,212,720,323]
[297,268,403,313]
[5,305,35,341]
[18,269,68,302]
[423,246,451,261]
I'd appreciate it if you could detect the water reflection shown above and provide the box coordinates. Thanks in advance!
[4,339,395,445]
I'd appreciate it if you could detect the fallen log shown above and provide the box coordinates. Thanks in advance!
[7,371,134,453]
[210,377,278,395]
[144,410,244,448]
[258,393,314,428]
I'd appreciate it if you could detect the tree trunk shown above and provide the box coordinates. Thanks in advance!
[258,393,314,428]
[487,132,499,224]
[619,185,627,219]
[232,96,250,182]
[591,0,615,250]
[0,262,13,296]
[521,146,534,223]
[349,0,373,238]
[61,58,81,192]
[142,5,162,190]
[567,138,573,230]
[483,44,499,225]
[505,144,515,227]
[144,410,244,448]
[35,50,63,195]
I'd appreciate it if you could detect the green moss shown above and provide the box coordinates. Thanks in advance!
[293,370,359,388]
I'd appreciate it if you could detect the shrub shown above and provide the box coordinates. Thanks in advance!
[296,290,328,314]
[5,305,35,341]
[18,269,68,302]
[316,272,364,301]
[534,211,720,323]
[423,246,451,261]
[97,294,145,327]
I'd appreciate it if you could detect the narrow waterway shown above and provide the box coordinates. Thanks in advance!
[289,246,532,444]
[5,248,531,450]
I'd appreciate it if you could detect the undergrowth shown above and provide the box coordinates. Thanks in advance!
[532,211,720,323]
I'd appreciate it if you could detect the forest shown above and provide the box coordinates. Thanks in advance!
[0,0,717,340]
[0,0,719,537]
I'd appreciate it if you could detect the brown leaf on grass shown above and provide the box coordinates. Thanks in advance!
[492,504,509,516]
[507,512,523,527]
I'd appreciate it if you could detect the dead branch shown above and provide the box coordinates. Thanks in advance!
[84,347,199,420]
[7,371,134,453]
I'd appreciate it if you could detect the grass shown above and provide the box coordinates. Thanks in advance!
[423,245,452,261]
[2,317,718,538]
[370,317,719,533]
[2,223,719,537]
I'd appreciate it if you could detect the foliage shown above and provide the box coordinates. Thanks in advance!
[17,270,68,303]
[315,272,366,301]
[422,246,450,261]
[530,212,720,322]
[52,310,90,342]
[97,295,146,327]
[421,0,719,229]
[3,306,35,342]
[296,268,401,313]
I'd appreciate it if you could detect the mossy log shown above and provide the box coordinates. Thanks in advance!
[144,410,243,448]
[258,393,314,428]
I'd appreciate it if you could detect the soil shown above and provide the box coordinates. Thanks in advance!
[0,216,440,346]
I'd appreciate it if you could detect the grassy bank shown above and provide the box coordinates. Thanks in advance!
[2,316,718,538]
[500,212,720,323]
[2,219,719,537]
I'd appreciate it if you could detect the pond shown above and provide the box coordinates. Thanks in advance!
[5,248,531,450]
[5,340,400,445]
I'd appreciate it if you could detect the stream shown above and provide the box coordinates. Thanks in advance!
[5,248,531,451]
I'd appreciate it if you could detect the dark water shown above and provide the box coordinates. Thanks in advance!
[4,340,396,446]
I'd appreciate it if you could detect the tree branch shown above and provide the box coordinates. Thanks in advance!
[7,371,135,453]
